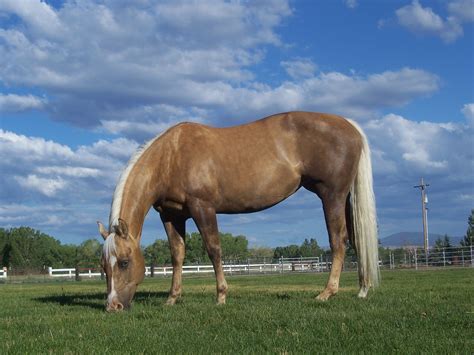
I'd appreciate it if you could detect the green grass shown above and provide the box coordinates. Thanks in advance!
[0,269,472,354]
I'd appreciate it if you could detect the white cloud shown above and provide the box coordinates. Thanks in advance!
[0,0,62,37]
[448,0,474,22]
[396,1,444,32]
[0,93,46,112]
[365,113,472,177]
[0,129,74,161]
[0,130,139,206]
[395,0,473,43]
[281,58,317,80]
[0,1,441,137]
[15,174,67,197]
[461,103,474,126]
[36,166,102,178]
[344,0,358,9]
[361,113,473,238]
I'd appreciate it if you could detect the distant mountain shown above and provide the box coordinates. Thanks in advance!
[379,232,463,248]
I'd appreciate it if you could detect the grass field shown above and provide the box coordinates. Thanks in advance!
[0,269,472,353]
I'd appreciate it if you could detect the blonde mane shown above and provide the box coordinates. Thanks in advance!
[109,135,161,231]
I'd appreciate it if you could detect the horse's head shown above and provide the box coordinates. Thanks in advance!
[97,218,145,312]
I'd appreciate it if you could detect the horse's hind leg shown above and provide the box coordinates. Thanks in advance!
[188,199,228,305]
[161,213,186,305]
[316,193,349,301]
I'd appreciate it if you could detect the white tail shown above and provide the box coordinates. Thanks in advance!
[348,120,380,293]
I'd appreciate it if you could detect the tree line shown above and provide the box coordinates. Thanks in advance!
[2,210,472,269]
[0,228,324,270]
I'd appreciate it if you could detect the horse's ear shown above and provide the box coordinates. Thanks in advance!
[115,218,129,239]
[97,221,109,240]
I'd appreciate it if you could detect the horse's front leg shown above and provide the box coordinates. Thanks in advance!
[317,194,348,301]
[188,199,228,305]
[161,213,186,305]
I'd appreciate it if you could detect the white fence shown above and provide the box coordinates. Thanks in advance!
[2,247,471,280]
[47,267,101,278]
[382,246,474,269]
[42,257,323,279]
[145,257,323,276]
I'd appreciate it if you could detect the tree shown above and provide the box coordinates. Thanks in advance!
[185,232,209,263]
[144,239,171,265]
[273,244,301,258]
[248,247,274,259]
[434,234,451,251]
[300,238,323,257]
[460,209,474,247]
[220,233,248,260]
[77,239,102,267]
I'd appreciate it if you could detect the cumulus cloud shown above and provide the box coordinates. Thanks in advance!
[281,58,317,80]
[461,103,474,126]
[448,0,474,22]
[361,113,473,238]
[365,114,467,173]
[0,0,63,37]
[0,0,291,127]
[395,0,473,43]
[0,0,441,139]
[15,175,67,197]
[0,93,46,112]
[0,129,138,204]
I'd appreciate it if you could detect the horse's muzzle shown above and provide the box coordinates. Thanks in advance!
[106,299,129,312]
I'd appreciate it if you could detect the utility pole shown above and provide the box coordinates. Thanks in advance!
[414,178,430,263]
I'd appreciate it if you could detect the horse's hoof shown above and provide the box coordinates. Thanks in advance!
[216,297,226,305]
[165,297,179,306]
[316,294,329,301]
[357,286,369,298]
[316,289,336,301]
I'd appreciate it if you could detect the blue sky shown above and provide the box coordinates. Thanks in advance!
[0,0,473,248]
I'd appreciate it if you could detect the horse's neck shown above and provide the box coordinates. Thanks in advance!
[116,150,165,239]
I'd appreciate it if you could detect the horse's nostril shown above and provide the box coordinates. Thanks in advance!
[106,301,124,312]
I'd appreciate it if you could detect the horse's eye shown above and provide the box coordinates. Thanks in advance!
[118,260,129,269]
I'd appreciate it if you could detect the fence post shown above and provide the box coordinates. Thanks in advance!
[414,249,418,270]
[48,267,52,276]
[471,245,473,267]
[443,249,446,267]
[75,266,81,281]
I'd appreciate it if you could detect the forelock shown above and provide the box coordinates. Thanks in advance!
[103,233,117,262]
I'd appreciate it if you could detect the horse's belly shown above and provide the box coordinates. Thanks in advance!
[215,168,301,213]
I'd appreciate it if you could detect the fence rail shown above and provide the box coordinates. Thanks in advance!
[47,267,102,278]
[145,257,323,276]
[1,247,472,281]
[381,245,474,270]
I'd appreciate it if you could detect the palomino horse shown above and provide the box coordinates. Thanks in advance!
[97,111,379,311]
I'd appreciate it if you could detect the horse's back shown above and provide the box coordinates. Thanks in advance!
[157,112,362,212]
